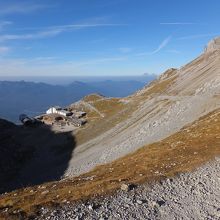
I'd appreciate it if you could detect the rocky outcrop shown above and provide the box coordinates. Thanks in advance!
[205,37,220,53]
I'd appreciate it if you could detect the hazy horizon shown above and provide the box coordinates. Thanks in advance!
[0,74,156,85]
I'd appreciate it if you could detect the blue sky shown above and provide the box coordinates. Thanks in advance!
[0,0,219,76]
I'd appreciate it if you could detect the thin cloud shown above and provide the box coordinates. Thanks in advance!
[0,56,126,66]
[178,33,219,40]
[26,56,59,65]
[0,2,50,15]
[67,56,127,67]
[136,36,172,56]
[0,23,126,42]
[118,47,132,53]
[160,22,196,25]
[0,46,10,54]
[0,56,127,76]
[152,36,172,54]
[0,21,13,31]
[0,30,61,41]
[166,49,181,54]
[15,23,126,31]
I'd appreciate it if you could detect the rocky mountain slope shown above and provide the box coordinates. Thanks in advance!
[37,158,220,220]
[1,101,220,219]
[64,37,220,177]
[0,37,220,219]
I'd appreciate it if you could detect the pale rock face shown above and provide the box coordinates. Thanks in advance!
[205,37,220,53]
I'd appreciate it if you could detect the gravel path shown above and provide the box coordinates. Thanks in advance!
[38,158,220,220]
[80,101,105,118]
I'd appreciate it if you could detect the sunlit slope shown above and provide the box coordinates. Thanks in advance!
[1,107,220,218]
[69,94,135,146]
[66,38,220,177]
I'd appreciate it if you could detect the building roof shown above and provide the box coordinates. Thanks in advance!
[58,110,71,114]
[53,106,62,110]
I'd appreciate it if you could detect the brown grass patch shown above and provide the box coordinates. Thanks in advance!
[74,98,135,145]
[136,68,178,99]
[1,108,220,218]
[83,94,104,102]
[70,68,178,146]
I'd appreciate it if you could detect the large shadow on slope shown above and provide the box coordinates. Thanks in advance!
[0,119,76,193]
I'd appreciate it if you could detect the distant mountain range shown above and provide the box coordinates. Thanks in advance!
[0,76,156,122]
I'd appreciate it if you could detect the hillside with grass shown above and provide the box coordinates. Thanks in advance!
[63,37,220,177]
[0,106,220,218]
[0,37,220,219]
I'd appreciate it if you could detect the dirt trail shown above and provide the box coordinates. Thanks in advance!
[80,101,105,118]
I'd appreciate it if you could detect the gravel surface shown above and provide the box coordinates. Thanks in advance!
[37,158,220,220]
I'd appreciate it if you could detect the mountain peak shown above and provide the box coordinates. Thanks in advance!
[205,36,220,53]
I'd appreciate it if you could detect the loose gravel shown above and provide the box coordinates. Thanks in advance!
[37,158,220,220]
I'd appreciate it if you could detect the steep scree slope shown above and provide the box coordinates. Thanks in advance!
[65,37,220,177]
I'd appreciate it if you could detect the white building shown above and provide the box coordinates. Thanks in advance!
[46,106,72,116]
[46,106,62,114]
[57,110,72,117]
